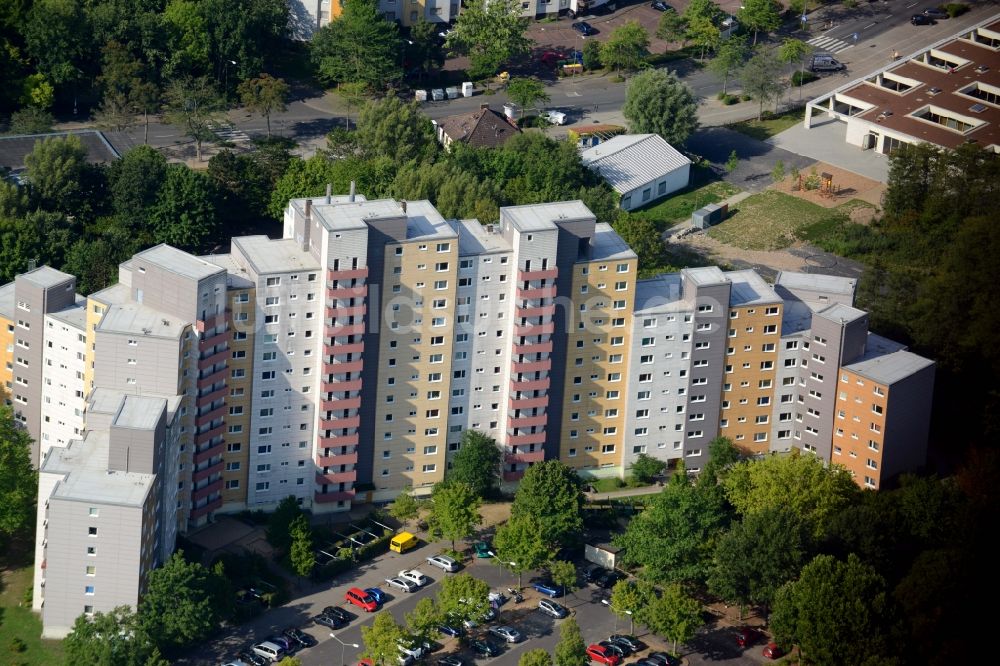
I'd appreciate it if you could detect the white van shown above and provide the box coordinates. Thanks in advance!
[252,641,285,663]
[810,54,846,72]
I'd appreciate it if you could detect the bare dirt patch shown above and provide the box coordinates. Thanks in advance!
[774,162,885,212]
[479,502,512,530]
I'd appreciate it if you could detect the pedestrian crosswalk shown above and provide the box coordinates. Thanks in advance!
[209,123,250,143]
[807,35,854,54]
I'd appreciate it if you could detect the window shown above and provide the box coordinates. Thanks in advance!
[85,586,95,595]
[422,464,437,473]
[88,527,98,536]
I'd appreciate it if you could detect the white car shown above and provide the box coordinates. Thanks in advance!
[488,625,522,643]
[385,576,419,593]
[398,638,431,659]
[427,554,459,572]
[545,110,567,125]
[398,569,429,587]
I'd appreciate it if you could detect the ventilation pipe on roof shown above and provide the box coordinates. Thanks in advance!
[326,183,332,204]
[349,180,356,202]
[305,198,312,220]
[400,200,407,213]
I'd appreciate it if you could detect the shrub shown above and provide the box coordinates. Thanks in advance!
[944,3,969,16]
[8,638,27,653]
[740,93,752,102]
[791,70,819,86]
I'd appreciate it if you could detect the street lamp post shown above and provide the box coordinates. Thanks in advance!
[601,599,633,633]
[224,59,237,99]
[504,561,519,588]
[330,634,360,666]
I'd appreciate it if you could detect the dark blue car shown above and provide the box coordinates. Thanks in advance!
[365,587,388,604]
[532,581,563,597]
[438,623,465,637]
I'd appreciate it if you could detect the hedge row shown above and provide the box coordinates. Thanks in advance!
[313,532,394,582]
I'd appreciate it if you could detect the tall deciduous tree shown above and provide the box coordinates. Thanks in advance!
[266,495,304,551]
[407,19,445,76]
[289,514,315,578]
[310,0,401,89]
[0,405,36,538]
[108,145,168,236]
[656,11,689,45]
[356,96,437,163]
[506,78,550,118]
[510,460,583,548]
[778,38,814,101]
[405,597,442,644]
[493,514,552,588]
[428,481,482,551]
[738,0,781,46]
[161,0,212,80]
[64,606,163,666]
[22,0,95,105]
[609,580,652,633]
[23,134,89,212]
[622,68,699,145]
[612,215,666,274]
[149,165,220,252]
[643,583,703,653]
[739,48,786,121]
[548,559,578,598]
[437,573,490,626]
[388,487,421,522]
[708,37,749,96]
[683,0,724,59]
[335,81,368,131]
[445,0,533,80]
[554,617,588,666]
[163,75,225,162]
[519,649,553,666]
[448,430,503,499]
[238,74,289,137]
[600,21,650,73]
[630,452,667,484]
[361,611,405,666]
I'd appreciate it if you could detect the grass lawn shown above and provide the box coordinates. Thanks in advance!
[708,191,876,251]
[0,556,64,665]
[727,107,806,141]
[631,170,741,231]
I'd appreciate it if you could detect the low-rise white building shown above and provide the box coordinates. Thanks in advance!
[581,134,691,212]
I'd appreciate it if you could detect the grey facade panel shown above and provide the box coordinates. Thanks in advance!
[683,280,730,469]
[882,363,936,480]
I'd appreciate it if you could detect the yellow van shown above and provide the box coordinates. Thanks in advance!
[390,531,418,553]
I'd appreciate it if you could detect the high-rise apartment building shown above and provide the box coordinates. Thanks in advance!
[1,194,935,638]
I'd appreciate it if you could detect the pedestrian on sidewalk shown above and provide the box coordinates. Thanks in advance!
[892,50,900,62]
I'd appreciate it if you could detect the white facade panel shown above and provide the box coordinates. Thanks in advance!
[40,313,87,458]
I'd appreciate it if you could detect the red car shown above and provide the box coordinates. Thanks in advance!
[587,644,622,665]
[345,587,378,612]
[357,660,373,666]
[763,642,785,659]
[736,627,761,648]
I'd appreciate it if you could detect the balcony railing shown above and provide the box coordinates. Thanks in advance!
[322,378,363,393]
[513,340,553,355]
[193,424,225,446]
[327,322,366,336]
[320,415,361,430]
[514,322,555,337]
[326,304,367,319]
[517,285,557,300]
[502,469,525,482]
[197,367,228,390]
[518,268,558,281]
[512,359,552,375]
[324,341,364,356]
[191,478,224,502]
[321,396,362,411]
[507,413,548,429]
[195,311,228,333]
[328,267,369,280]
[510,377,550,393]
[327,285,368,300]
[504,449,546,465]
[192,460,225,483]
[507,431,547,446]
[193,440,226,464]
[316,450,360,466]
[508,395,549,410]
[190,496,223,519]
[315,470,357,484]
[324,359,364,374]
[515,304,556,319]
[314,489,356,503]
[317,433,360,449]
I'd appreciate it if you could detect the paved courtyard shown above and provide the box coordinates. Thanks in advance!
[768,115,890,183]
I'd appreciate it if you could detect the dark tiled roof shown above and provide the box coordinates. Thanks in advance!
[437,107,521,148]
[0,130,120,171]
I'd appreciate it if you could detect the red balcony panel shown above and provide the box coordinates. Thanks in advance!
[517,285,557,300]
[199,329,228,350]
[327,286,368,300]
[191,478,224,502]
[519,268,559,281]
[195,312,227,333]
[322,396,362,411]
[190,496,223,519]
[325,341,365,355]
[197,385,228,405]
[328,267,369,280]
[317,434,360,450]
[323,379,363,393]
[502,470,525,482]
[507,432,547,446]
[192,460,224,483]
[510,378,550,392]
[316,450,359,466]
[195,404,227,426]
[327,322,366,336]
[324,359,364,374]
[513,341,554,355]
[197,368,228,390]
[514,322,555,337]
[512,359,552,374]
[516,304,556,318]
[326,304,367,319]
[194,424,225,445]
[193,440,226,464]
[508,395,549,410]
[316,470,357,485]
[505,450,546,465]
[198,348,229,369]
[321,415,361,430]
[314,489,356,503]
[508,413,548,428]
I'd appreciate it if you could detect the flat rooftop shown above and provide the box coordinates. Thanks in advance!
[845,334,934,385]
[683,266,728,286]
[97,302,186,339]
[201,253,255,289]
[817,302,868,325]
[43,431,154,507]
[453,219,512,255]
[231,236,320,276]
[0,130,119,171]
[726,269,782,307]
[47,298,87,330]
[589,223,637,262]
[134,244,225,281]
[114,395,167,430]
[634,274,685,314]
[287,193,368,228]
[776,271,857,297]
[17,265,74,289]
[405,200,458,241]
[501,201,596,232]
[312,198,405,232]
[0,282,15,319]
[88,282,131,308]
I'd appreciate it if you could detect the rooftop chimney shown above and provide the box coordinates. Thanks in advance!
[400,200,407,213]
[349,180,356,202]
[325,183,332,204]
[480,103,490,110]
[304,198,312,220]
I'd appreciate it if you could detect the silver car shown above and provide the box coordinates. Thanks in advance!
[426,554,459,572]
[385,576,419,593]
[488,625,522,643]
[539,598,568,618]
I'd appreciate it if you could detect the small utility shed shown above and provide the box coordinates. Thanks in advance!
[581,133,691,211]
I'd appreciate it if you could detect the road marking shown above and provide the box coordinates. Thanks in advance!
[863,22,876,29]
[807,35,854,53]
[905,1,917,6]
[566,91,582,97]
[208,123,250,142]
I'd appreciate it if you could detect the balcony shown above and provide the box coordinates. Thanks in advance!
[316,450,359,466]
[194,424,225,446]
[325,341,364,356]
[328,322,366,336]
[316,470,357,485]
[322,396,362,411]
[324,359,364,375]
[198,349,229,370]
[505,449,546,465]
[508,413,548,429]
[321,415,361,430]
[323,378,363,393]
[508,395,549,410]
[191,478,224,502]
[507,432,547,446]
[513,340,553,355]
[190,496,223,519]
[514,322,555,337]
[314,489,356,503]
[327,304,367,319]
[328,266,369,280]
[197,384,228,405]
[317,434,360,450]
[193,440,226,464]
[327,285,368,300]
[517,285,556,300]
[197,367,228,390]
[512,359,552,375]
[198,329,228,350]
[502,469,525,482]
[510,377,550,393]
[516,304,555,319]
[192,460,224,483]
[519,268,558,281]
[195,311,227,333]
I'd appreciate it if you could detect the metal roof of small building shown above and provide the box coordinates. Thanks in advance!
[581,134,691,195]
[0,130,119,172]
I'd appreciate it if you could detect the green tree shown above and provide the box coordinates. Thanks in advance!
[582,39,602,71]
[683,0,725,25]
[149,165,219,252]
[361,611,405,666]
[686,15,722,60]
[163,75,225,162]
[644,583,703,653]
[356,96,437,163]
[289,514,315,578]
[612,215,665,275]
[738,0,781,46]
[510,459,583,548]
[708,37,749,96]
[405,597,442,643]
[0,405,36,538]
[63,237,129,295]
[161,0,212,79]
[108,144,168,237]
[448,430,503,499]
[778,38,814,102]
[723,451,860,539]
[656,11,689,45]
[549,559,578,598]
[407,19,446,76]
[506,78,550,118]
[623,68,699,146]
[554,616,588,666]
[310,0,401,89]
[276,657,302,666]
[268,154,396,218]
[208,145,291,225]
[427,481,482,551]
[631,452,667,484]
[437,573,490,627]
[0,209,74,283]
[198,0,289,93]
[601,21,650,73]
[139,552,231,654]
[739,48,785,121]
[388,487,421,522]
[446,0,533,80]
[21,73,55,109]
[95,41,157,136]
[771,159,786,184]
[9,107,54,134]
[493,514,552,588]
[391,161,500,223]
[23,0,94,103]
[64,606,161,666]
[609,580,651,633]
[519,649,553,666]
[725,149,739,173]
[239,74,289,138]
[266,495,304,552]
[23,134,89,211]
[771,554,895,665]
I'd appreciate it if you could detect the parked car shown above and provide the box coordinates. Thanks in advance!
[366,587,389,604]
[736,627,761,648]
[599,640,628,658]
[345,587,379,612]
[438,623,465,637]
[545,109,568,126]
[385,576,419,593]
[586,644,621,666]
[924,7,949,19]
[266,636,295,654]
[609,635,644,652]
[397,638,432,659]
[471,639,503,657]
[911,13,934,24]
[427,555,459,572]
[572,21,596,36]
[596,571,623,589]
[251,641,286,663]
[488,625,522,643]
[283,628,317,649]
[532,580,563,597]
[474,541,493,558]
[539,598,568,618]
[584,565,607,584]
[646,653,680,666]
[398,569,429,587]
[437,657,464,666]
[322,606,352,624]
[238,650,269,666]
[314,612,348,629]
[650,1,673,10]
[763,643,785,659]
